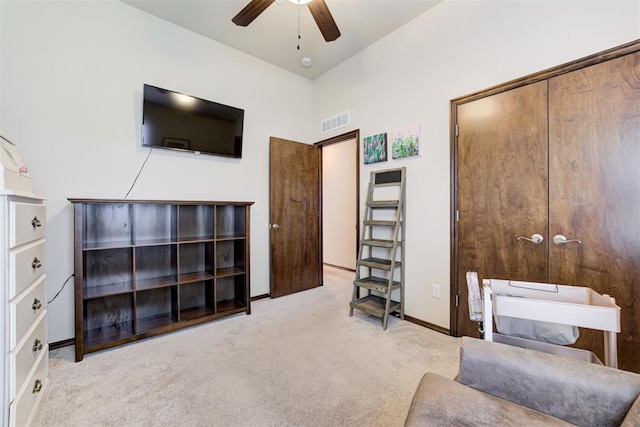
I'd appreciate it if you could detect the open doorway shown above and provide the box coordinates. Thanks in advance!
[315,130,359,273]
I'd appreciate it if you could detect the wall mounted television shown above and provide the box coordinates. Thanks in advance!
[142,84,244,158]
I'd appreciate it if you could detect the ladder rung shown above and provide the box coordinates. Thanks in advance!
[361,239,394,248]
[350,295,401,318]
[363,220,398,227]
[372,182,402,188]
[354,276,401,293]
[357,257,401,270]
[367,200,400,208]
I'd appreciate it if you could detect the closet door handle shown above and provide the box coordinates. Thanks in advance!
[517,233,544,244]
[32,298,42,310]
[553,234,582,245]
[33,338,43,352]
[32,257,42,270]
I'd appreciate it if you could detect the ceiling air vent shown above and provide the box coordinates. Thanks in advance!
[321,111,350,134]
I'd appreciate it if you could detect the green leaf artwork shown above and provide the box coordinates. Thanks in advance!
[392,124,421,159]
[363,132,387,165]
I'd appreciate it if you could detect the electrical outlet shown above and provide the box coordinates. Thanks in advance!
[432,284,441,299]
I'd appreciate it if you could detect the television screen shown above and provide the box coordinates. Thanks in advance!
[142,84,244,158]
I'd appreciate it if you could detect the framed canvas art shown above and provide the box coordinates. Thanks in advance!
[363,132,387,164]
[392,124,421,159]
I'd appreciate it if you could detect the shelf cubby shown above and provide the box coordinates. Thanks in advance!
[83,293,134,348]
[179,242,214,283]
[135,245,177,290]
[216,240,245,276]
[136,287,178,334]
[70,198,253,361]
[215,205,246,238]
[180,280,215,321]
[179,205,214,242]
[83,248,133,298]
[216,275,247,312]
[134,204,177,245]
[83,203,132,249]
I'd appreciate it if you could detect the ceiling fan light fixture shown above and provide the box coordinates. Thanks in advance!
[289,0,312,4]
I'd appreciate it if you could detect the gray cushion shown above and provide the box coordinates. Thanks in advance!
[457,337,640,426]
[404,373,572,426]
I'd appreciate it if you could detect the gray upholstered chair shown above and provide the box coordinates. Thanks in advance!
[405,337,640,426]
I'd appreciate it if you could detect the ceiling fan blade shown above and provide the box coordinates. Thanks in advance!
[232,0,276,27]
[307,0,341,42]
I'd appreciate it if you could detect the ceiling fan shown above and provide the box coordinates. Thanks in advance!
[232,0,341,42]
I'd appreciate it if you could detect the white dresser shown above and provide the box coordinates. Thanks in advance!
[1,193,48,427]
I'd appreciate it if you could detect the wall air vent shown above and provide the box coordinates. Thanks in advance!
[321,111,350,134]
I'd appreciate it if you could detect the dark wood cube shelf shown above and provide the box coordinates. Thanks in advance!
[69,199,253,361]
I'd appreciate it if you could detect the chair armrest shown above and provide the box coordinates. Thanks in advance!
[404,372,570,427]
[621,397,640,427]
[457,337,640,426]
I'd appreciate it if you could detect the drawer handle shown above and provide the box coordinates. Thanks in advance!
[32,379,43,394]
[33,338,43,352]
[32,298,42,310]
[32,257,42,270]
[31,216,42,229]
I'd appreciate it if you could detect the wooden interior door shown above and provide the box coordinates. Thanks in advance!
[269,137,321,298]
[548,52,640,372]
[454,81,549,337]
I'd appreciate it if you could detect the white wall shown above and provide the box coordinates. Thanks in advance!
[313,0,640,329]
[0,0,313,342]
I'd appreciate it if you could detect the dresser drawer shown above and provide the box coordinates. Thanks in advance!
[9,311,47,401]
[9,347,48,427]
[10,275,47,350]
[10,202,46,248]
[9,239,46,299]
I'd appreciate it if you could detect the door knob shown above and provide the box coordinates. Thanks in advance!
[271,224,280,230]
[517,233,544,244]
[553,234,582,245]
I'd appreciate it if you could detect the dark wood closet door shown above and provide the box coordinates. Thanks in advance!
[455,81,549,338]
[548,52,640,372]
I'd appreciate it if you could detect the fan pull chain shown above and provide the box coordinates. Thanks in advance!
[297,5,301,50]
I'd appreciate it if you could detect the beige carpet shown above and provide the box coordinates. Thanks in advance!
[33,267,460,427]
